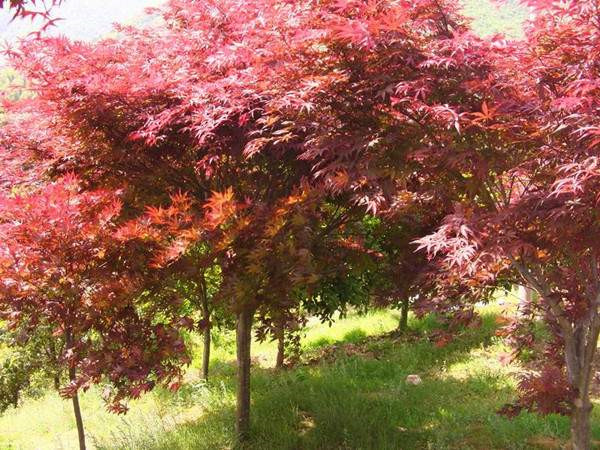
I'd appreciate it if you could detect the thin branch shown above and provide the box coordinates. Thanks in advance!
[508,254,574,339]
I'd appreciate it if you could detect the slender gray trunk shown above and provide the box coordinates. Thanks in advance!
[399,298,409,332]
[66,331,86,450]
[200,283,211,381]
[202,326,211,381]
[517,285,534,319]
[69,371,86,450]
[275,325,285,369]
[236,308,253,443]
[198,273,211,381]
[564,321,600,450]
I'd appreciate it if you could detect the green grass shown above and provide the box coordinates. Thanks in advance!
[1,307,596,449]
[462,0,529,38]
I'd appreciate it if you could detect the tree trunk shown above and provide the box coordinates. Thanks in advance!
[564,322,600,450]
[53,374,60,391]
[275,325,285,369]
[199,273,211,381]
[236,307,253,444]
[68,367,86,450]
[65,330,86,450]
[399,298,409,332]
[510,262,600,450]
[566,355,594,450]
[202,325,211,381]
[517,285,534,318]
[571,394,593,450]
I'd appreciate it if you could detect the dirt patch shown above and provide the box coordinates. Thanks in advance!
[302,331,423,366]
[304,341,382,366]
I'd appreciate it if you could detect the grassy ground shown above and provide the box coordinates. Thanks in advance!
[1,306,597,449]
[462,0,529,38]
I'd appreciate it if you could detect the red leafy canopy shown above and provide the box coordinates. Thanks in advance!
[0,0,486,390]
[7,0,600,434]
[412,0,600,419]
[0,176,188,410]
[1,0,369,366]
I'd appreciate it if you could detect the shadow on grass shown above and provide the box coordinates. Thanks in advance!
[96,313,582,450]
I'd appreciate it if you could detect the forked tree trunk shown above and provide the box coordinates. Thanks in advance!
[511,260,600,450]
[236,307,253,443]
[399,298,409,332]
[275,325,285,369]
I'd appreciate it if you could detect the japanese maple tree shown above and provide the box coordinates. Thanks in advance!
[411,1,600,448]
[0,176,188,450]
[7,0,600,448]
[3,0,342,440]
[269,0,492,331]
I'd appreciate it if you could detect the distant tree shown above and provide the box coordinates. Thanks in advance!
[139,249,222,382]
[359,205,448,333]
[0,322,65,411]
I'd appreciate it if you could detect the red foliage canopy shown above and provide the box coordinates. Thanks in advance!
[0,176,188,410]
[412,1,600,441]
[4,0,600,446]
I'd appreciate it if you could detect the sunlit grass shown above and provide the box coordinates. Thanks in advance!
[0,310,400,450]
[462,0,530,38]
[2,306,595,449]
